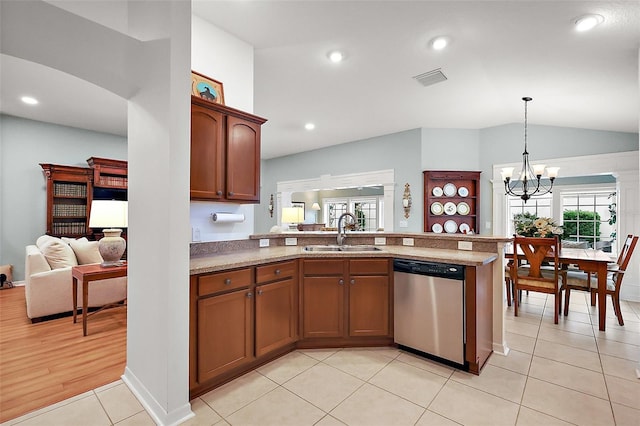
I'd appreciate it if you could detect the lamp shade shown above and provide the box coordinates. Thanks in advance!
[311,202,321,211]
[89,200,128,229]
[282,207,304,223]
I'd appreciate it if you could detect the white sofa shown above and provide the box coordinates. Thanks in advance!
[25,236,127,321]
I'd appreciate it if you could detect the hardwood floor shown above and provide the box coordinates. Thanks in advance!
[0,286,126,423]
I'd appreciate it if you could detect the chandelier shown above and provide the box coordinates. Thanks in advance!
[501,97,559,203]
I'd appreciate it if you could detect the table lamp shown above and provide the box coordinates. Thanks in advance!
[89,200,128,267]
[311,202,321,223]
[281,207,304,231]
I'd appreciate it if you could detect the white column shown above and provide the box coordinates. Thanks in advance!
[616,170,640,301]
[122,2,193,425]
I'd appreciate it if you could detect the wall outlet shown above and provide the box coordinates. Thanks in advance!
[285,237,298,246]
[374,237,387,246]
[259,238,270,248]
[399,220,408,228]
[486,221,492,229]
[402,238,414,246]
[458,241,473,251]
[192,227,201,242]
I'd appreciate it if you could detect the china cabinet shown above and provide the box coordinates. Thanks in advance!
[423,170,481,234]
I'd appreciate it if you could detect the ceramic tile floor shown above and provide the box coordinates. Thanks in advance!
[3,292,640,426]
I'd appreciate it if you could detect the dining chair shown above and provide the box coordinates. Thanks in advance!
[511,235,564,323]
[562,234,638,325]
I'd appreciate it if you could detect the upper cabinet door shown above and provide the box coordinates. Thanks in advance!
[226,116,260,202]
[191,104,225,200]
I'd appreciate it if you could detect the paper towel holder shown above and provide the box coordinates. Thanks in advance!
[211,212,245,223]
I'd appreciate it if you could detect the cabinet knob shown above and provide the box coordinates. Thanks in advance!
[274,269,281,275]
[338,279,344,285]
[224,278,231,285]
[257,289,263,295]
[228,192,234,196]
[350,279,355,285]
[247,292,253,298]
[216,190,223,196]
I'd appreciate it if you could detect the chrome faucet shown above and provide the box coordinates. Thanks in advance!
[337,212,358,245]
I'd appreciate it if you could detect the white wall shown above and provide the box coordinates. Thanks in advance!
[190,15,256,242]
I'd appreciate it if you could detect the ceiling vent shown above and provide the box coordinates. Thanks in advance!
[413,68,447,87]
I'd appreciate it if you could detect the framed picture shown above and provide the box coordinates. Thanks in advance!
[191,71,225,105]
[292,201,305,220]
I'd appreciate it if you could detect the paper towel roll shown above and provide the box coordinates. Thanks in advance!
[212,212,245,223]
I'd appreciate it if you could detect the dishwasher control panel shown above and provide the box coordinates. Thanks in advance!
[393,259,465,281]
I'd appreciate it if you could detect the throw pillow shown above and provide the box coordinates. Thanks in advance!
[0,264,13,283]
[36,234,59,249]
[38,236,78,269]
[69,239,103,265]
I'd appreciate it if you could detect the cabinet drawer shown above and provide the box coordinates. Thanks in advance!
[256,260,297,284]
[303,259,345,275]
[349,259,389,275]
[198,268,253,296]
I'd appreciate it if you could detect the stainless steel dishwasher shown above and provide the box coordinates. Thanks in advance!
[394,259,466,367]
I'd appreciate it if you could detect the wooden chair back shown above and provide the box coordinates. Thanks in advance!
[613,234,638,289]
[512,235,560,287]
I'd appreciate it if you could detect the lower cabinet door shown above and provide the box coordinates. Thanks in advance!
[197,289,253,383]
[302,276,344,338]
[349,275,390,337]
[255,278,297,357]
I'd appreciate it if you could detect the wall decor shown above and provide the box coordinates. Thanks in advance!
[191,71,225,105]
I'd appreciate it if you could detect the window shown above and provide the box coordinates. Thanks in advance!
[506,194,552,236]
[323,196,382,231]
[561,189,616,252]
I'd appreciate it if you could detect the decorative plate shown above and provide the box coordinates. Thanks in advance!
[432,186,443,197]
[444,202,457,215]
[458,186,469,197]
[459,223,471,233]
[430,202,444,215]
[444,220,458,233]
[431,223,443,233]
[457,202,470,215]
[443,182,457,197]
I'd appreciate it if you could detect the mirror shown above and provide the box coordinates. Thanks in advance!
[275,169,396,232]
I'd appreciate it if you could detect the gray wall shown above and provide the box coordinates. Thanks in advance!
[260,123,638,236]
[478,123,638,232]
[0,114,127,280]
[259,129,422,233]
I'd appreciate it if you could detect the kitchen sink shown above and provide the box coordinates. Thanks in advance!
[303,245,382,252]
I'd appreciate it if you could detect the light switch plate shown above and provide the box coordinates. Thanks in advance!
[458,241,473,251]
[374,237,387,246]
[399,220,408,228]
[259,239,270,248]
[192,227,201,242]
[402,238,414,246]
[285,237,298,246]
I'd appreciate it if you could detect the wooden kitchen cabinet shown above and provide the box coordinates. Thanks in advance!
[255,260,299,357]
[348,259,390,337]
[301,258,392,346]
[190,267,254,387]
[190,97,267,203]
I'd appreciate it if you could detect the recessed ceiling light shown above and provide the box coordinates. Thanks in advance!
[21,96,39,105]
[327,50,345,63]
[304,123,315,130]
[430,36,450,51]
[574,14,604,32]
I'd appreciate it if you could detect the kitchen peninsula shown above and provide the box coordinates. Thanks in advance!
[189,232,510,399]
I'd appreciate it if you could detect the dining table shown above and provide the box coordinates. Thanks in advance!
[505,246,613,331]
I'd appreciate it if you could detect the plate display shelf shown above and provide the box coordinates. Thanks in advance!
[423,170,481,234]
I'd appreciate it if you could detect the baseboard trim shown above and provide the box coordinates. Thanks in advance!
[122,367,194,426]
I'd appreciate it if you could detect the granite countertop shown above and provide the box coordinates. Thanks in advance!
[190,245,498,275]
